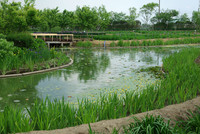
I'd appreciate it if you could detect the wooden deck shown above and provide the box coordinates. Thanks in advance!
[31,33,74,47]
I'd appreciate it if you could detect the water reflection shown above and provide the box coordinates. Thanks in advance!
[69,49,110,82]
[0,47,186,109]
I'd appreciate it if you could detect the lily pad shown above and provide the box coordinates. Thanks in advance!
[20,89,26,92]
[8,94,12,97]
[14,100,20,103]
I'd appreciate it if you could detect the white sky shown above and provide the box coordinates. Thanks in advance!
[9,0,199,17]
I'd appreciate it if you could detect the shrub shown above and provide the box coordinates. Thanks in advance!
[0,33,6,39]
[123,41,130,47]
[51,26,62,32]
[124,115,174,134]
[6,32,34,48]
[117,40,124,47]
[177,107,200,134]
[130,41,140,46]
[0,39,17,58]
[110,42,116,47]
[32,38,47,49]
[76,41,92,47]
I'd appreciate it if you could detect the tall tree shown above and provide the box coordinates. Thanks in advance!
[0,1,28,33]
[26,7,40,29]
[151,9,179,29]
[140,2,159,24]
[58,10,77,30]
[75,6,98,31]
[97,5,110,30]
[127,7,138,26]
[192,11,200,30]
[178,13,190,23]
[41,7,60,31]
[23,0,35,10]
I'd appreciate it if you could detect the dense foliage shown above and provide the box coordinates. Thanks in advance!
[6,33,34,48]
[0,0,199,32]
[0,35,70,75]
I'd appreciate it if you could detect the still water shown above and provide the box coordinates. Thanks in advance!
[0,47,185,110]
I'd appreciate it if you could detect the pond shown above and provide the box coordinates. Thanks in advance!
[0,46,189,110]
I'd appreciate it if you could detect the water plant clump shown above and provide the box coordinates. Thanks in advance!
[76,41,92,47]
[123,115,174,134]
[108,37,200,47]
[94,31,200,41]
[122,107,200,134]
[139,66,165,79]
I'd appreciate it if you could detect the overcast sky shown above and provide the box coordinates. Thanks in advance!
[10,0,199,17]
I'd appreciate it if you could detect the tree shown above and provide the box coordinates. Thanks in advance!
[26,7,40,29]
[75,6,98,31]
[40,7,60,31]
[58,10,77,30]
[192,11,200,30]
[97,5,110,30]
[140,2,159,24]
[0,1,28,33]
[175,13,191,30]
[127,7,138,26]
[178,13,190,23]
[24,0,35,10]
[151,9,179,30]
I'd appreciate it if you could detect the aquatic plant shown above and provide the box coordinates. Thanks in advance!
[76,41,92,47]
[123,115,174,134]
[94,31,200,40]
[108,38,200,47]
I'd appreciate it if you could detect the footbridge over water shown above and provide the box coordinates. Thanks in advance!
[31,33,74,48]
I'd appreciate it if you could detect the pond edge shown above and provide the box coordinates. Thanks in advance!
[0,58,73,78]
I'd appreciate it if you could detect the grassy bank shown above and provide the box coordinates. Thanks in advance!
[0,47,200,133]
[93,30,200,40]
[109,38,200,47]
[76,37,200,47]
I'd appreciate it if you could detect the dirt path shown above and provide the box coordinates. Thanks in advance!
[21,96,200,134]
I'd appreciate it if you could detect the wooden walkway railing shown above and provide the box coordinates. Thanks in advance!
[31,33,74,47]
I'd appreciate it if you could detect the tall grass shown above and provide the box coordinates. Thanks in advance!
[123,115,174,134]
[76,41,92,47]
[0,47,200,133]
[176,107,200,133]
[109,38,200,47]
[94,31,200,40]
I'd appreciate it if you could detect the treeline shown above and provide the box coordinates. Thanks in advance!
[0,0,200,33]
